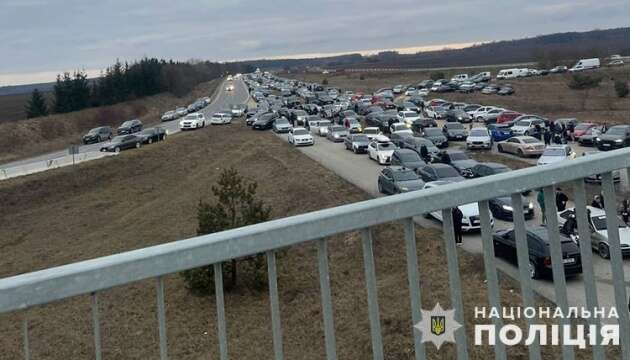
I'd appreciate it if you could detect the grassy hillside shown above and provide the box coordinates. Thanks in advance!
[0,78,221,164]
[0,92,54,123]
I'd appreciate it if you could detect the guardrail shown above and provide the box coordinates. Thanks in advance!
[2,148,630,359]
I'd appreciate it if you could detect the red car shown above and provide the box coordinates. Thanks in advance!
[496,110,522,124]
[573,122,597,137]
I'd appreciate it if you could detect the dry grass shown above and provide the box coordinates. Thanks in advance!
[0,121,619,358]
[0,79,221,164]
[0,92,54,123]
[287,67,630,124]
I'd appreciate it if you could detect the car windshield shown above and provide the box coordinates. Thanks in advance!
[470,129,488,136]
[392,170,419,181]
[276,118,289,124]
[400,152,421,161]
[111,136,125,143]
[140,129,153,135]
[185,114,199,120]
[448,152,468,161]
[543,148,566,156]
[294,111,306,116]
[293,129,308,135]
[522,137,539,144]
[436,166,460,178]
[402,112,416,117]
[353,135,369,142]
[377,143,394,150]
[260,114,275,121]
[515,121,530,127]
[88,128,100,134]
[591,215,626,231]
[318,120,331,126]
[121,121,133,127]
[449,123,464,130]
[606,127,627,135]
[424,129,442,136]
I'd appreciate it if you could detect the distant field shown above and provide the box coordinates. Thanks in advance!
[285,66,630,124]
[0,92,53,123]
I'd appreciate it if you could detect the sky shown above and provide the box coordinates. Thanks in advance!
[0,0,628,85]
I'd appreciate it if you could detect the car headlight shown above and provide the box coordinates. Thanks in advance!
[615,139,623,143]
[596,137,601,142]
[502,205,513,211]
[528,203,534,209]
[400,187,409,192]
[334,134,339,138]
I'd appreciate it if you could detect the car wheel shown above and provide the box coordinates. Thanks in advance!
[136,142,141,149]
[353,146,358,154]
[517,149,524,157]
[148,138,153,144]
[497,144,504,153]
[598,243,610,259]
[377,181,384,194]
[524,131,529,136]
[115,147,121,153]
[529,261,540,279]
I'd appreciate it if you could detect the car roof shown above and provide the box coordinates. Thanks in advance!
[388,166,414,172]
[564,206,605,217]
[394,149,417,155]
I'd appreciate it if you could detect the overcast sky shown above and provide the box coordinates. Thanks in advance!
[0,0,628,85]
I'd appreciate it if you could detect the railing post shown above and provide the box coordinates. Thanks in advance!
[572,179,604,359]
[91,292,102,360]
[266,251,284,360]
[441,209,468,360]
[361,228,384,360]
[510,194,541,360]
[317,239,338,360]
[478,201,506,360]
[214,263,229,360]
[601,172,630,357]
[402,218,426,360]
[156,277,168,360]
[542,186,574,360]
[22,315,30,360]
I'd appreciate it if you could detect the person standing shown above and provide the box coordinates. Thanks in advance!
[591,195,604,209]
[543,128,552,145]
[452,207,464,245]
[620,199,630,224]
[537,189,546,225]
[555,188,569,212]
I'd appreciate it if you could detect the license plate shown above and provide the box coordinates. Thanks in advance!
[603,144,610,147]
[563,258,575,264]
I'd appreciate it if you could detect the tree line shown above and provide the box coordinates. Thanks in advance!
[25,58,253,118]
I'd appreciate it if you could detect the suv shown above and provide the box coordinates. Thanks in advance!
[82,126,113,144]
[117,119,143,135]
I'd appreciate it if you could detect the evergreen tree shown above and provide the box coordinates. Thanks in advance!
[25,89,49,118]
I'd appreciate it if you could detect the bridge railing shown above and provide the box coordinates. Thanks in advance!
[2,148,630,360]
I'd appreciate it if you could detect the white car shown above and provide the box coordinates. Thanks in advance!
[404,87,417,96]
[466,128,493,149]
[363,127,382,140]
[367,140,396,165]
[417,88,430,96]
[288,127,314,146]
[179,113,206,130]
[469,106,500,122]
[225,84,235,91]
[161,110,177,122]
[397,111,421,126]
[311,120,332,136]
[557,206,630,259]
[537,145,576,166]
[511,119,544,136]
[423,181,494,231]
[210,112,232,125]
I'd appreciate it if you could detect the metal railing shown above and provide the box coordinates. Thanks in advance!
[2,148,630,359]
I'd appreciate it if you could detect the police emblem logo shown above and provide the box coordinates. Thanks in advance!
[431,316,446,336]
[414,303,462,350]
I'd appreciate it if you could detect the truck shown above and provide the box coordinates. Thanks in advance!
[569,58,600,72]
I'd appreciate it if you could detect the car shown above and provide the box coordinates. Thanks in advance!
[497,86,514,96]
[209,112,232,125]
[82,126,113,144]
[326,125,349,142]
[344,134,370,153]
[492,227,582,279]
[290,110,308,126]
[469,106,499,121]
[390,149,426,170]
[487,123,514,142]
[117,119,143,135]
[392,85,405,94]
[304,115,322,128]
[437,150,478,178]
[136,127,167,144]
[421,127,448,148]
[401,136,440,161]
[230,104,247,117]
[466,127,492,149]
[573,122,597,138]
[596,125,630,151]
[252,112,278,130]
[179,113,207,130]
[445,109,472,123]
[390,122,413,135]
[273,117,293,133]
[397,111,421,126]
[161,110,177,122]
[311,120,332,136]
[100,134,142,153]
[378,167,425,195]
[463,104,482,113]
[175,107,188,117]
[470,162,511,178]
[343,118,363,133]
[496,111,522,125]
[338,110,359,124]
[416,164,465,183]
[404,87,417,96]
[442,122,468,141]
[477,108,505,125]
[288,127,314,146]
[537,145,576,166]
[558,207,630,259]
[549,66,568,73]
[497,136,545,157]
[424,105,448,119]
[226,84,235,91]
[363,127,382,140]
[367,140,396,165]
[481,84,500,94]
[608,59,625,67]
[511,118,545,136]
[488,195,535,221]
[410,118,437,133]
[577,126,603,147]
[423,181,490,231]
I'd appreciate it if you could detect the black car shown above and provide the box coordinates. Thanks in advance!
[488,196,535,221]
[82,126,113,144]
[401,137,440,162]
[416,163,465,183]
[252,113,278,130]
[338,110,359,125]
[421,128,448,148]
[389,132,414,148]
[136,127,166,144]
[445,109,472,123]
[442,122,468,141]
[100,134,142,152]
[596,125,630,151]
[470,162,511,178]
[492,227,582,279]
[344,134,370,153]
[377,166,425,195]
[497,86,514,96]
[411,118,437,133]
[437,150,478,177]
[390,149,425,170]
[117,119,143,135]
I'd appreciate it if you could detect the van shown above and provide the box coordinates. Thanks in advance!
[497,69,518,79]
[451,74,469,82]
[569,58,600,72]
